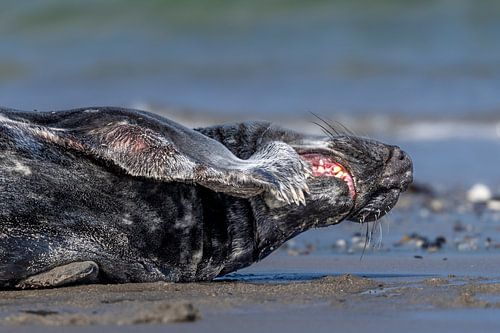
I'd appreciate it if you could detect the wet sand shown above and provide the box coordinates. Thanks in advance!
[2,254,500,333]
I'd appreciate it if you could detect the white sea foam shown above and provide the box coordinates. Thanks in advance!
[393,121,500,141]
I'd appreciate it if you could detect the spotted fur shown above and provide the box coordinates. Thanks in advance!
[0,107,412,288]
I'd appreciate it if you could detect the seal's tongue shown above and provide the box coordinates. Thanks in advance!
[300,153,356,198]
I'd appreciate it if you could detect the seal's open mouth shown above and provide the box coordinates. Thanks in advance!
[300,153,356,199]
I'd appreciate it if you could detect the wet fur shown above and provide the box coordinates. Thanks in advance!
[0,107,412,288]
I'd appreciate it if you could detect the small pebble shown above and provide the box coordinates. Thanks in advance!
[428,199,445,213]
[487,198,500,211]
[455,236,479,251]
[334,239,347,249]
[350,233,367,251]
[395,233,429,249]
[467,183,492,203]
[453,222,474,233]
[485,237,494,249]
[424,236,446,252]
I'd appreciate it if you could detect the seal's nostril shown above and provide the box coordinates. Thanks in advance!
[381,147,413,191]
[387,147,404,164]
[398,151,406,161]
[391,147,406,161]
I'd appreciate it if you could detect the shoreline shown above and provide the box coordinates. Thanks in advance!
[2,254,500,331]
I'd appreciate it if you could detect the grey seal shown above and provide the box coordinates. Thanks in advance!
[0,107,412,288]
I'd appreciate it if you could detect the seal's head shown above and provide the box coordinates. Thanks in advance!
[289,133,413,225]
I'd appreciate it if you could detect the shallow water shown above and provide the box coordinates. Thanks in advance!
[218,271,436,284]
[399,139,500,187]
[1,0,500,117]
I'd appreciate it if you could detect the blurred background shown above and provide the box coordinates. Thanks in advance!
[1,0,499,254]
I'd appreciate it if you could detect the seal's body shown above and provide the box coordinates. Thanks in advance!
[0,107,412,288]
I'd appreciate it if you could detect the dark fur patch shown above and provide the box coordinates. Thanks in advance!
[0,107,411,288]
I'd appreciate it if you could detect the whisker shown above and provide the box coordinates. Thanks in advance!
[333,119,357,137]
[367,222,372,248]
[383,209,392,235]
[360,222,370,260]
[309,112,341,136]
[310,119,362,163]
[309,111,359,138]
[370,219,378,248]
[316,127,334,139]
[311,121,336,139]
[309,113,363,165]
[377,220,383,248]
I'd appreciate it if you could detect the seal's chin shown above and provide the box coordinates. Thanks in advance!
[348,188,401,222]
[300,153,356,199]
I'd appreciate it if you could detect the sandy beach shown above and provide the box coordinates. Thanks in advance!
[2,253,500,332]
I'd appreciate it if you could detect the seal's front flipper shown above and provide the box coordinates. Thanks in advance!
[16,261,99,289]
[68,115,310,204]
[248,141,311,205]
[13,108,310,205]
[198,141,311,205]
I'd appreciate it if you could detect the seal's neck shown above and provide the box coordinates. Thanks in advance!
[249,198,342,261]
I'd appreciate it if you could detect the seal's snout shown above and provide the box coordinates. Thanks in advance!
[381,146,413,192]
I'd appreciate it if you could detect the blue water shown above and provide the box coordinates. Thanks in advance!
[1,0,500,116]
[217,271,435,283]
[398,139,500,187]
